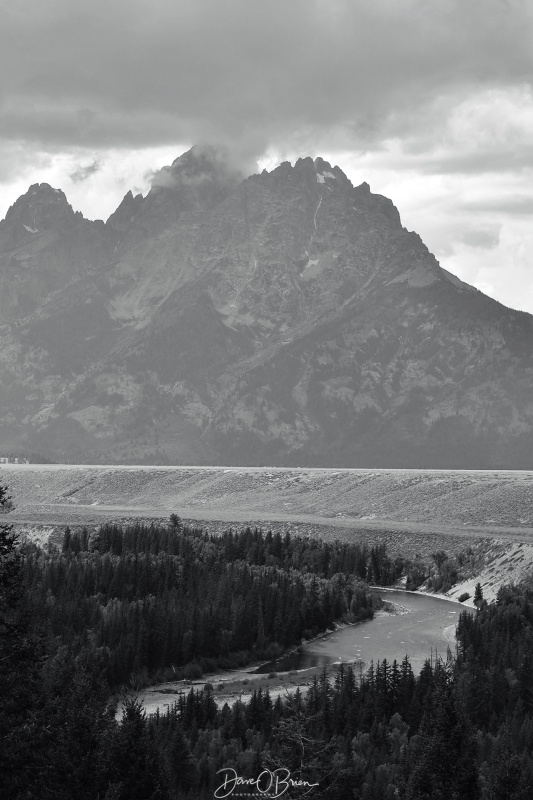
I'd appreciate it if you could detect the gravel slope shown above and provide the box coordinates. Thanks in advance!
[3,464,533,528]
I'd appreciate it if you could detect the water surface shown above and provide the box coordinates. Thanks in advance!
[256,590,473,675]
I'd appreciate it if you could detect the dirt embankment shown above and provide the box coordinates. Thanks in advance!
[4,464,533,600]
[3,464,533,550]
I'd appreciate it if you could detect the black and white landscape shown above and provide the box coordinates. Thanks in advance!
[2,2,533,799]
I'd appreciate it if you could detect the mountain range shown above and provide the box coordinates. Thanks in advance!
[1,145,532,467]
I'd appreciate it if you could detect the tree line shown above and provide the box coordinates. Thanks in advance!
[23,522,396,687]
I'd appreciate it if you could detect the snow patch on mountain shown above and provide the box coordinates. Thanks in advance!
[316,171,336,184]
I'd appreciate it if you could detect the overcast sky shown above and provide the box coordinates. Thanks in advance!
[1,0,532,312]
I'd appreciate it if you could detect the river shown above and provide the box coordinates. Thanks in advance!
[255,590,473,675]
[133,590,474,716]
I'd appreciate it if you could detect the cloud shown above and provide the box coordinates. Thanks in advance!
[147,144,250,192]
[462,196,533,215]
[0,0,532,164]
[0,145,183,222]
[443,219,533,313]
[460,227,501,249]
[69,160,101,183]
[0,0,532,313]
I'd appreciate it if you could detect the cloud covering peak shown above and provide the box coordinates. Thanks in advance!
[1,0,533,312]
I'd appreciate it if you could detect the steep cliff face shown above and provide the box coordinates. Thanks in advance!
[1,147,533,467]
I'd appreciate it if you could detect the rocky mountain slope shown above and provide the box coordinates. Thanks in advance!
[1,146,533,467]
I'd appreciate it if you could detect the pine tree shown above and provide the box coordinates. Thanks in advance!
[168,514,182,532]
[164,722,198,794]
[0,482,45,799]
[108,698,169,800]
[474,582,484,607]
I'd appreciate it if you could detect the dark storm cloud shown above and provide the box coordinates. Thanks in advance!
[69,160,100,183]
[0,0,532,165]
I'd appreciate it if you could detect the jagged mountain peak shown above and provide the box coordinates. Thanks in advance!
[113,145,244,244]
[3,182,72,226]
[171,143,242,173]
[0,179,116,324]
[0,182,78,256]
[264,155,348,190]
[256,156,397,228]
[106,190,144,234]
[149,144,243,201]
[22,182,66,199]
[313,155,346,180]
[12,182,69,211]
[2,148,533,468]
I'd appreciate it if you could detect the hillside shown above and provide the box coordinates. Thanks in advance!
[4,463,533,539]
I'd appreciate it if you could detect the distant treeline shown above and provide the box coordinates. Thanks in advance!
[22,523,400,687]
[0,450,55,463]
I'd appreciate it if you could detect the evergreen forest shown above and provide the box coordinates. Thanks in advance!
[2,483,533,799]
